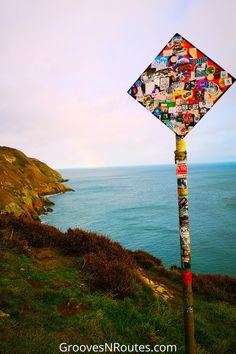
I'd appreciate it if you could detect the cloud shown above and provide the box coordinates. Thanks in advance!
[0,0,235,167]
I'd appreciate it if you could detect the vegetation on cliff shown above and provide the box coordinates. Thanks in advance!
[0,215,236,354]
[0,146,73,219]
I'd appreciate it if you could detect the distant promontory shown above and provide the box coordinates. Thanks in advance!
[0,146,73,220]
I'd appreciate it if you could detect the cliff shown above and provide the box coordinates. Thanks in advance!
[0,146,73,220]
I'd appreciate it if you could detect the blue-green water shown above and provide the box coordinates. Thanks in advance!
[42,163,236,276]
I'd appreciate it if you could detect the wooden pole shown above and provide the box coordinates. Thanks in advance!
[175,135,195,354]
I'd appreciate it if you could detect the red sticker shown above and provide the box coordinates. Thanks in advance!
[182,271,192,285]
[177,164,188,176]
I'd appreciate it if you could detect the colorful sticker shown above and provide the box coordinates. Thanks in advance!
[182,271,192,285]
[179,188,188,197]
[180,229,190,251]
[189,47,197,59]
[151,56,168,70]
[224,77,232,86]
[180,218,189,227]
[220,71,227,78]
[177,163,188,178]
[194,57,207,78]
[182,255,191,266]
[180,225,190,238]
[206,66,215,75]
[197,79,208,89]
[128,33,235,136]
[179,196,188,207]
[178,178,187,189]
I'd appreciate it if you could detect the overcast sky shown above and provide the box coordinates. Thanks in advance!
[0,0,235,168]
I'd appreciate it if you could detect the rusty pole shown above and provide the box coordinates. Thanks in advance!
[175,135,195,354]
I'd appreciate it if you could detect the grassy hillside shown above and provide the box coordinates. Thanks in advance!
[0,147,235,353]
[0,146,73,219]
[0,215,235,354]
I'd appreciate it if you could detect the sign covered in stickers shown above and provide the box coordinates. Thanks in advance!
[128,33,235,136]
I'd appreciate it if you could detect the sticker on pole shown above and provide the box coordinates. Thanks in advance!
[177,163,188,178]
[127,33,235,137]
[182,271,192,285]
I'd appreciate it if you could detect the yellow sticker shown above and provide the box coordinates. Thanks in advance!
[172,90,185,99]
[189,47,197,59]
[176,139,186,152]
[207,74,214,81]
[219,78,225,87]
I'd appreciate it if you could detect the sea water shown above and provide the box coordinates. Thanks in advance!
[42,163,236,276]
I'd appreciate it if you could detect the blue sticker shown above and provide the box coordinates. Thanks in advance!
[165,121,173,129]
[197,79,209,89]
[153,107,162,117]
[151,56,168,70]
[194,58,207,78]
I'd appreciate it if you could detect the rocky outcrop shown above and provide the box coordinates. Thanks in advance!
[0,146,73,220]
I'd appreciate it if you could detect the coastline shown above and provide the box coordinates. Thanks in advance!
[39,187,74,218]
[0,146,74,221]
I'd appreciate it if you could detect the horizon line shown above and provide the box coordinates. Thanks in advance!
[55,160,236,170]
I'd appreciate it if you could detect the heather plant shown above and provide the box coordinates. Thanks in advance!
[64,228,134,262]
[131,250,163,269]
[193,273,236,304]
[83,251,137,299]
[0,214,62,248]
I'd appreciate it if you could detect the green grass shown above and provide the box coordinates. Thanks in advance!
[0,216,236,354]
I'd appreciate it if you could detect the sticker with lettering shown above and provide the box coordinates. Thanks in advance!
[177,163,188,178]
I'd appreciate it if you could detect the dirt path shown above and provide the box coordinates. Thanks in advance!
[138,269,174,300]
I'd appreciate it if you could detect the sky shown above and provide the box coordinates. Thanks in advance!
[0,0,235,168]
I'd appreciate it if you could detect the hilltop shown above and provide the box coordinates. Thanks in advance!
[0,146,73,220]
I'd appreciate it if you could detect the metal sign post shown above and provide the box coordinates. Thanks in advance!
[128,33,235,354]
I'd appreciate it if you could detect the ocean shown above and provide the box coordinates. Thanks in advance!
[41,163,236,277]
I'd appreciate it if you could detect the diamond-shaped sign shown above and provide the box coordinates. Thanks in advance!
[128,33,235,136]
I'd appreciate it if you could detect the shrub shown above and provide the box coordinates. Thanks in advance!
[0,214,62,248]
[193,273,236,304]
[131,250,163,269]
[83,251,137,299]
[61,228,135,266]
[6,238,31,255]
[170,264,181,272]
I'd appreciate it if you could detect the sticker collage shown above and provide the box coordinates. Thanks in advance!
[128,33,235,137]
[175,137,191,270]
